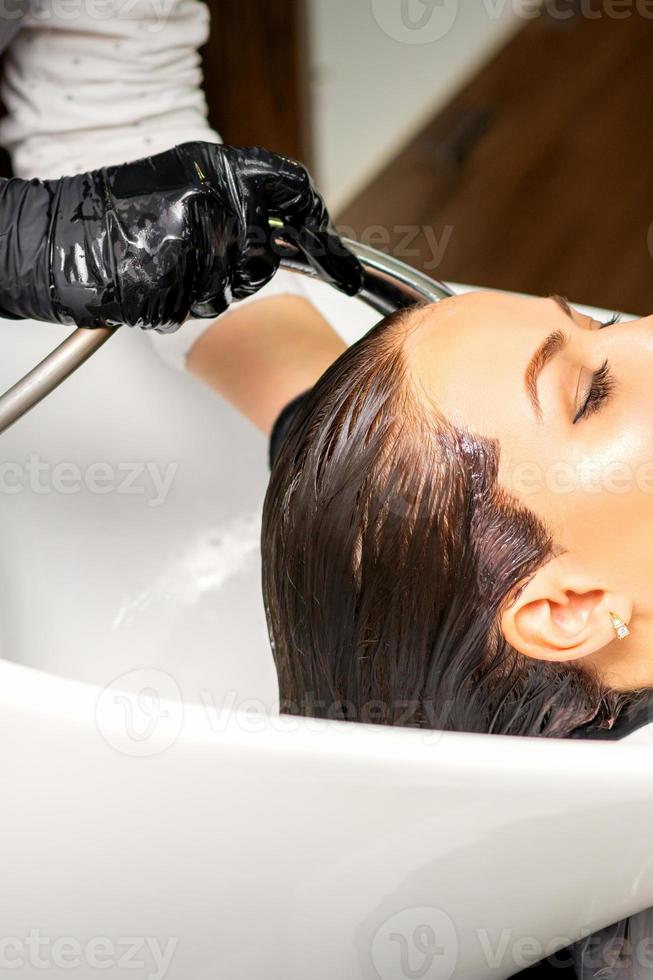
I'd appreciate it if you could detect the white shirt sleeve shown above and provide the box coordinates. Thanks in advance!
[0,0,379,371]
[0,0,221,179]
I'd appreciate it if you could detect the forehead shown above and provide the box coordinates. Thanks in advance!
[402,290,563,436]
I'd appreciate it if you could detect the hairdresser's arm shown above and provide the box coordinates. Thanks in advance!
[0,143,362,332]
[186,295,346,434]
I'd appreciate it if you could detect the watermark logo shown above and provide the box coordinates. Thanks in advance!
[371,0,459,44]
[371,0,653,44]
[371,907,458,980]
[95,668,184,757]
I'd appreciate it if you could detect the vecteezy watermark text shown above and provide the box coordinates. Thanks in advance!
[244,219,455,273]
[0,454,177,508]
[95,669,450,759]
[371,0,653,46]
[503,453,653,498]
[0,931,177,979]
[336,223,454,272]
[11,0,179,32]
[370,910,653,980]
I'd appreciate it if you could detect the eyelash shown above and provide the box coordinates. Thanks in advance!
[573,359,615,423]
[571,311,622,423]
[599,312,622,328]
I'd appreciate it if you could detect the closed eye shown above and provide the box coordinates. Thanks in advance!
[573,359,615,424]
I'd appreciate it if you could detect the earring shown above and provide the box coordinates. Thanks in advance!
[609,611,630,641]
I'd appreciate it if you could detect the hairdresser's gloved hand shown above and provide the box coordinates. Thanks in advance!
[0,142,363,332]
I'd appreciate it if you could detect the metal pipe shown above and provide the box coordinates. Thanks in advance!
[0,238,453,435]
[0,325,116,435]
[276,237,453,314]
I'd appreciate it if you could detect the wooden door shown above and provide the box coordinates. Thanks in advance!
[201,0,312,167]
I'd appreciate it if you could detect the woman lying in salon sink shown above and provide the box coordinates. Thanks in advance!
[183,282,653,979]
[189,285,653,741]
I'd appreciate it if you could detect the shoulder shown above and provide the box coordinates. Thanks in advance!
[268,390,310,471]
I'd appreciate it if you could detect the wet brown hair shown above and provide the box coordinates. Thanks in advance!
[261,306,629,738]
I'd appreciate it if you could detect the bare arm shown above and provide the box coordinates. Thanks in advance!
[186,295,347,436]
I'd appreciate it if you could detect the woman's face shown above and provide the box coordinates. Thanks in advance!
[403,290,653,688]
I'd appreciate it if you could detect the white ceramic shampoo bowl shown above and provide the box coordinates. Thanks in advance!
[0,279,650,980]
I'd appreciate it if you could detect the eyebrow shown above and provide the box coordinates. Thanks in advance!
[524,295,573,421]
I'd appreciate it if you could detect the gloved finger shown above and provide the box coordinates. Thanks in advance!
[231,214,280,299]
[276,223,363,297]
[189,294,229,320]
[239,150,363,297]
[230,193,280,301]
[236,148,327,226]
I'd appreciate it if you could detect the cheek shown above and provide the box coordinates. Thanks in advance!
[570,406,653,525]
[504,408,653,570]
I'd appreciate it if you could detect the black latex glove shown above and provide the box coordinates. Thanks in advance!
[0,142,363,332]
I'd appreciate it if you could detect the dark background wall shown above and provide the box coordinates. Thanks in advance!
[0,2,649,314]
[204,1,653,314]
[201,0,312,165]
[336,7,653,315]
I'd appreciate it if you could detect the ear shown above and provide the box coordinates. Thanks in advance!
[500,555,632,663]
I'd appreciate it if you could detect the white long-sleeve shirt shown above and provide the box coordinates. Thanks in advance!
[0,0,340,369]
[0,0,221,178]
